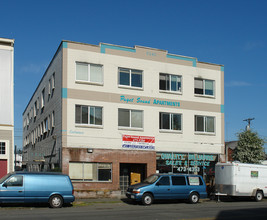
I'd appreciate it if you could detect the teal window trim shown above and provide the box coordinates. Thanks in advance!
[62,88,67,99]
[166,54,197,67]
[221,66,224,72]
[221,105,224,113]
[101,44,136,54]
[62,42,68,48]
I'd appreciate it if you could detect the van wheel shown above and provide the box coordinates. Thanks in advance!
[142,193,153,205]
[255,191,263,202]
[189,192,199,204]
[49,195,63,208]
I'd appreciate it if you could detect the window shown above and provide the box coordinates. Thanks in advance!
[69,162,112,182]
[0,142,6,154]
[75,105,102,126]
[172,176,186,185]
[52,73,55,90]
[41,89,45,109]
[158,176,170,185]
[76,62,103,84]
[160,112,182,131]
[195,115,215,133]
[118,109,143,128]
[44,118,48,133]
[194,78,214,96]
[118,67,142,88]
[4,176,23,187]
[187,176,203,185]
[160,73,182,92]
[34,101,37,118]
[48,79,52,95]
[51,111,55,128]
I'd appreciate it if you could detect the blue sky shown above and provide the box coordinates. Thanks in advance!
[1,0,266,149]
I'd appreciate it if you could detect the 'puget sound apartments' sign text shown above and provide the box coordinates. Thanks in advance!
[120,95,180,107]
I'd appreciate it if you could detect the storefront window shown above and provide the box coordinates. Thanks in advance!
[156,152,218,183]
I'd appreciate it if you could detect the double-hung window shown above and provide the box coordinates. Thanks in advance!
[76,62,103,84]
[0,142,6,154]
[194,78,215,96]
[118,67,142,88]
[160,112,182,131]
[118,109,143,129]
[160,73,182,93]
[195,115,215,133]
[75,105,103,126]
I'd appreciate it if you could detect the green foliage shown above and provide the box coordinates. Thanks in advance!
[232,130,266,164]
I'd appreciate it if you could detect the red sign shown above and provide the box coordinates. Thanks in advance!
[122,135,155,150]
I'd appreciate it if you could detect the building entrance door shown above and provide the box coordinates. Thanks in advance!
[0,159,7,178]
[120,163,146,193]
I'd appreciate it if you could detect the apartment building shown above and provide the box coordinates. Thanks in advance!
[0,38,15,178]
[23,40,224,197]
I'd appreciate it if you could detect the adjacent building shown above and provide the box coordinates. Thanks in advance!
[23,40,224,197]
[0,37,15,178]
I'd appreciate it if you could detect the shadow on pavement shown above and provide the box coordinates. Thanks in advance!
[216,207,267,220]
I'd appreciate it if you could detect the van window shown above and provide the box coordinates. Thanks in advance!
[172,176,186,185]
[158,176,170,185]
[187,176,203,185]
[5,176,23,187]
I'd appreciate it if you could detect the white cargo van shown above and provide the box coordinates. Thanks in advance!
[215,162,267,201]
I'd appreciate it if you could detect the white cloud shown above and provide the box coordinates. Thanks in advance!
[225,81,251,87]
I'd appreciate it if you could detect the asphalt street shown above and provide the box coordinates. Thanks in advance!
[1,198,267,220]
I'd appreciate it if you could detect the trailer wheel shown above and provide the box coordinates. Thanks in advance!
[255,191,263,202]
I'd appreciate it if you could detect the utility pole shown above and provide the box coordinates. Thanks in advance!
[243,118,255,131]
[14,145,17,171]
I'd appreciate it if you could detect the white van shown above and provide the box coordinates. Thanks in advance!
[215,162,267,201]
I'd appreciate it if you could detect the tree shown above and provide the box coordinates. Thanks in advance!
[232,130,266,164]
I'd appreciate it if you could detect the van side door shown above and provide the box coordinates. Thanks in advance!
[153,176,172,199]
[171,176,189,199]
[0,175,25,203]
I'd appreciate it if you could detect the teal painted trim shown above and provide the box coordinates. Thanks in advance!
[221,105,224,113]
[101,44,136,54]
[62,42,68,48]
[221,66,224,71]
[166,54,197,67]
[62,88,67,98]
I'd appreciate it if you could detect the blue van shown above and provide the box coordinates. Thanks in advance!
[126,174,207,205]
[0,172,75,208]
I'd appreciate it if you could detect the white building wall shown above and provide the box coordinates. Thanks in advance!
[64,45,223,155]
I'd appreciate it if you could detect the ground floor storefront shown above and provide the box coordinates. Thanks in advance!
[62,147,220,198]
[62,148,156,198]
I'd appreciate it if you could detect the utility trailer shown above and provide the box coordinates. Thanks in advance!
[215,162,267,201]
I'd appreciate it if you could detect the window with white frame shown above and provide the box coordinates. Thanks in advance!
[34,101,37,118]
[76,62,103,84]
[44,118,48,133]
[41,88,45,109]
[48,79,52,96]
[160,73,182,92]
[52,73,55,90]
[160,112,182,131]
[118,67,142,88]
[194,78,215,96]
[51,111,55,128]
[75,105,103,126]
[0,142,6,154]
[195,115,215,133]
[69,162,112,182]
[118,109,143,128]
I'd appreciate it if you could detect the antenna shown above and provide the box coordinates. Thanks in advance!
[243,118,255,130]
